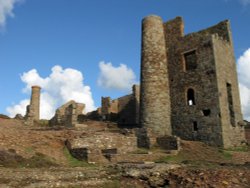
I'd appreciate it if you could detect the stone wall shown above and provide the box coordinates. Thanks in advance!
[212,34,245,148]
[245,124,250,144]
[66,132,138,163]
[49,100,85,127]
[100,85,140,126]
[101,97,118,115]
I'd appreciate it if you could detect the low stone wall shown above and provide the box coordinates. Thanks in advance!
[136,128,180,150]
[66,132,138,163]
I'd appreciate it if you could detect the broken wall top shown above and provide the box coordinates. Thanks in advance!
[164,16,232,46]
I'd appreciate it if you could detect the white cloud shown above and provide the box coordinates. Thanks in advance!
[6,65,96,119]
[239,0,250,6]
[97,61,137,90]
[0,0,20,28]
[238,48,250,121]
[6,99,29,117]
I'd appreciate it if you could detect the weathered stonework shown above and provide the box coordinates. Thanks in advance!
[25,86,41,125]
[140,15,172,136]
[49,100,85,127]
[139,15,246,148]
[245,122,250,144]
[66,132,138,163]
[99,84,140,126]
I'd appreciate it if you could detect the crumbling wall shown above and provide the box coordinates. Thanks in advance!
[66,132,138,163]
[99,85,140,126]
[117,94,133,125]
[245,123,250,144]
[101,97,118,120]
[49,100,85,127]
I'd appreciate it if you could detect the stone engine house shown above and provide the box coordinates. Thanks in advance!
[140,15,245,148]
[100,15,246,148]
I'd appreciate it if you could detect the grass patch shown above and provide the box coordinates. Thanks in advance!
[219,149,232,160]
[155,153,185,163]
[25,147,35,153]
[130,148,149,154]
[63,147,96,168]
[20,152,58,168]
[0,150,57,168]
[34,119,50,127]
[224,145,249,152]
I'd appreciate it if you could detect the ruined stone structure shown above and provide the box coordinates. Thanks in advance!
[25,86,41,125]
[66,132,138,163]
[139,15,246,148]
[49,100,85,127]
[245,122,250,143]
[21,16,245,150]
[100,85,140,126]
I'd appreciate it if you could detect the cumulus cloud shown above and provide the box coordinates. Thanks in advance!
[0,0,21,28]
[6,65,96,119]
[97,61,137,90]
[6,99,29,117]
[238,48,250,120]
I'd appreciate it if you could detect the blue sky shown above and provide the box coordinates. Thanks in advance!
[1,0,250,119]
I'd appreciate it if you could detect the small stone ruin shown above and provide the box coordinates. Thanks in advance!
[49,100,85,127]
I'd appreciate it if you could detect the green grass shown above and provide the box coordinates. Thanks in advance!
[130,148,149,154]
[218,149,233,160]
[63,147,96,168]
[155,153,185,163]
[224,145,249,152]
[18,152,58,168]
[25,147,35,153]
[34,119,50,127]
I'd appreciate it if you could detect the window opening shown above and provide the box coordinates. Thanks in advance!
[226,83,235,126]
[184,50,197,71]
[202,109,211,116]
[187,88,196,105]
[193,121,198,131]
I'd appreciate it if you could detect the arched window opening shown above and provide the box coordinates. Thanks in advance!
[187,88,196,105]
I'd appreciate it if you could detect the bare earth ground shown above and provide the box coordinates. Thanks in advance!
[0,118,249,188]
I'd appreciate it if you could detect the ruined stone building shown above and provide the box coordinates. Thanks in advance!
[99,85,140,126]
[23,86,86,127]
[140,15,245,148]
[98,15,246,148]
[22,16,246,149]
[49,100,85,127]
